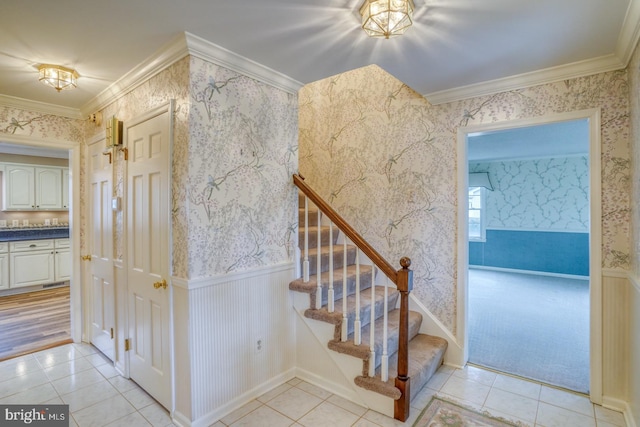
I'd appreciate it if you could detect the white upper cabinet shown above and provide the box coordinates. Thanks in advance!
[2,163,68,211]
[3,164,35,210]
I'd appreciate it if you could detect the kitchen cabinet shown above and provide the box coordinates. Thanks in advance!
[1,163,68,211]
[0,243,8,290]
[54,239,70,281]
[9,240,55,288]
[3,164,35,210]
[62,168,70,209]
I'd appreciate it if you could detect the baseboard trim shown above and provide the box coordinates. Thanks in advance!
[602,396,637,427]
[294,366,365,407]
[469,265,589,280]
[177,368,296,427]
[172,261,295,290]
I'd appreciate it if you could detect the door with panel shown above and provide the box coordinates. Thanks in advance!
[126,106,171,409]
[88,137,116,361]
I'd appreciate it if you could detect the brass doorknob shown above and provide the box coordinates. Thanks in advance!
[81,254,92,261]
[153,279,167,290]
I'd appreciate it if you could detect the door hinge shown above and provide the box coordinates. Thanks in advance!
[124,338,131,351]
[110,328,114,339]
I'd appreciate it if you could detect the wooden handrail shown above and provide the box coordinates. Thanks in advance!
[293,174,397,283]
[294,173,413,422]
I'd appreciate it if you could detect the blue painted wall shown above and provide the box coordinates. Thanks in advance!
[469,229,589,276]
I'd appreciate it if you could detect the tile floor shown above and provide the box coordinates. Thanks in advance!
[0,343,628,427]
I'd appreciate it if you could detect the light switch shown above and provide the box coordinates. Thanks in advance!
[112,196,121,211]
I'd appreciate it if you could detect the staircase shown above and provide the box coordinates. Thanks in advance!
[289,176,448,421]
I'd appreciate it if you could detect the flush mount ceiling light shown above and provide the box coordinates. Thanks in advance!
[359,0,415,39]
[38,64,79,92]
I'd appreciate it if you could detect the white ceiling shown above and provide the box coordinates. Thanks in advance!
[468,119,589,162]
[0,0,638,116]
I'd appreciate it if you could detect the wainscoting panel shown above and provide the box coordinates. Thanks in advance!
[627,274,640,427]
[469,229,589,275]
[602,273,630,403]
[186,263,296,423]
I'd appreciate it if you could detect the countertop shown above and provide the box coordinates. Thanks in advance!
[0,226,70,242]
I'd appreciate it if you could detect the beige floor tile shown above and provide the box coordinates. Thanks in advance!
[483,388,539,423]
[535,402,596,427]
[230,405,294,427]
[266,387,322,420]
[297,401,359,427]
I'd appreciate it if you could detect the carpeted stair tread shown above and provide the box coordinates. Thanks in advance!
[300,244,358,276]
[328,310,422,373]
[298,225,339,248]
[305,287,400,340]
[289,264,374,295]
[354,334,448,400]
[299,207,320,226]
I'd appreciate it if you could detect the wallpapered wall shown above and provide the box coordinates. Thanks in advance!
[626,29,640,427]
[300,64,629,334]
[470,156,589,232]
[186,57,298,278]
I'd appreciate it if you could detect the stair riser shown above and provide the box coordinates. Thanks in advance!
[298,227,339,248]
[299,208,320,227]
[365,315,422,374]
[304,247,357,276]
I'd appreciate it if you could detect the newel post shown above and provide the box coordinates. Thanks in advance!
[394,256,413,422]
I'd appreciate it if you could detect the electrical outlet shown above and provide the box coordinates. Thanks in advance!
[256,338,264,353]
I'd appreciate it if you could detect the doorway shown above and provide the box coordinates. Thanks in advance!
[457,109,603,402]
[0,139,81,359]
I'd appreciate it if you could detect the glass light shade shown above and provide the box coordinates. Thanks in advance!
[38,64,79,92]
[360,0,415,39]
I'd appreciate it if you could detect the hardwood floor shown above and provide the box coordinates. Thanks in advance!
[0,285,71,361]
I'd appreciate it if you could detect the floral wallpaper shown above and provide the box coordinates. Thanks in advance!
[300,64,630,334]
[186,57,298,278]
[630,37,640,279]
[470,156,589,232]
[87,56,191,277]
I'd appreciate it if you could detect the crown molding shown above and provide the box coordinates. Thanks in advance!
[80,32,303,117]
[80,33,189,117]
[616,0,640,65]
[425,53,626,105]
[0,94,82,120]
[184,32,303,95]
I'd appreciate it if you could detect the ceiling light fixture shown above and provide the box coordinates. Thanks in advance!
[359,0,415,39]
[38,64,79,92]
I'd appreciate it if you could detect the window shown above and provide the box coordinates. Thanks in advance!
[468,186,486,241]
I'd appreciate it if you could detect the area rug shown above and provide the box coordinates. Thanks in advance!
[413,396,528,427]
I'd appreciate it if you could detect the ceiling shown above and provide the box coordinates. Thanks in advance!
[0,0,638,117]
[468,119,589,162]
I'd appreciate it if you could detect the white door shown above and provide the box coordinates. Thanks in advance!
[126,107,171,409]
[88,138,116,361]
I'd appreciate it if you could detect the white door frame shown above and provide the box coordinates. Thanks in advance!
[456,108,603,404]
[0,133,83,343]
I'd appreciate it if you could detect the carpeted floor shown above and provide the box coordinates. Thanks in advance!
[468,268,590,393]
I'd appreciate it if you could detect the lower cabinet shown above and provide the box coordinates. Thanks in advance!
[7,239,69,289]
[0,243,8,290]
[54,239,70,282]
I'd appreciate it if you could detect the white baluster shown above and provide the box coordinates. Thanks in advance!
[354,248,361,345]
[315,209,322,309]
[381,276,389,382]
[368,265,376,377]
[328,222,334,312]
[303,196,309,283]
[341,237,348,342]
